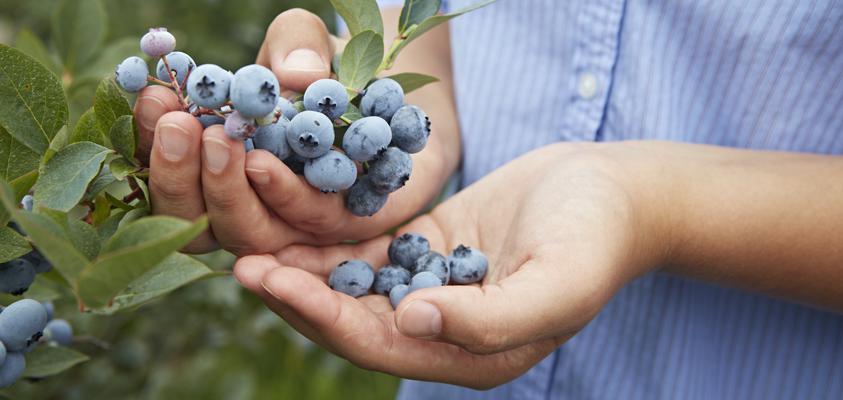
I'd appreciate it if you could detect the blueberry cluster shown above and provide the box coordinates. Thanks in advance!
[1,196,53,297]
[327,233,488,309]
[116,28,432,217]
[0,300,75,388]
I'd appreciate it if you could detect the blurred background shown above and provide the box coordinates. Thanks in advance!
[0,0,401,398]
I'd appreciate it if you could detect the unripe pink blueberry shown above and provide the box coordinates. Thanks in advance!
[140,28,176,58]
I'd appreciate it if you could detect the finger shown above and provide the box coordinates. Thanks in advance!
[199,126,304,255]
[134,86,182,166]
[260,266,559,389]
[148,111,217,253]
[274,235,392,277]
[256,8,333,92]
[395,250,597,355]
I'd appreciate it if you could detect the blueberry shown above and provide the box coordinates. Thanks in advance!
[283,155,307,175]
[156,51,195,84]
[409,271,443,293]
[42,302,54,321]
[197,114,225,128]
[115,56,149,92]
[186,64,233,109]
[388,233,430,269]
[140,27,176,57]
[0,341,5,366]
[389,284,409,309]
[287,111,334,159]
[44,319,73,346]
[413,252,449,285]
[304,150,357,193]
[23,250,51,274]
[0,299,48,351]
[342,116,393,162]
[390,105,430,154]
[0,259,36,296]
[224,111,256,140]
[304,79,349,120]
[244,138,255,152]
[360,78,404,121]
[277,97,299,120]
[448,245,488,284]
[328,260,374,298]
[0,352,25,389]
[230,64,279,118]
[20,195,33,212]
[373,265,412,295]
[253,116,291,159]
[345,177,389,217]
[368,147,412,194]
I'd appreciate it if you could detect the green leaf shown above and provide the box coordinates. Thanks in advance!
[384,72,439,94]
[45,126,70,163]
[68,218,100,260]
[9,210,91,284]
[0,125,39,183]
[23,346,89,378]
[109,115,137,162]
[69,108,106,146]
[95,253,215,314]
[78,216,209,308]
[32,141,111,212]
[109,158,138,181]
[0,44,68,154]
[0,181,11,226]
[399,0,442,33]
[330,0,384,37]
[0,226,31,263]
[96,209,126,241]
[93,78,132,139]
[9,170,38,201]
[341,103,363,122]
[339,31,384,92]
[14,29,61,76]
[52,0,106,74]
[385,0,496,68]
[87,163,116,199]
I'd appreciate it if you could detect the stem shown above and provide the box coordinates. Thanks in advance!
[122,187,143,204]
[377,34,408,74]
[147,76,174,87]
[339,115,353,125]
[161,55,190,110]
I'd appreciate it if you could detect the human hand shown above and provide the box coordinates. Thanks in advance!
[133,8,459,254]
[233,142,675,388]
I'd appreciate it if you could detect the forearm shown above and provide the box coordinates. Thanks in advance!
[641,142,843,310]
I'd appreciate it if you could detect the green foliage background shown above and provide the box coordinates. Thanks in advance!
[0,1,401,399]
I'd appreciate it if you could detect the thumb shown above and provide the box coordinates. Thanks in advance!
[257,8,334,92]
[395,254,594,355]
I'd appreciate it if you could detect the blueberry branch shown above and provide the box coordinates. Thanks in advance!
[161,54,190,110]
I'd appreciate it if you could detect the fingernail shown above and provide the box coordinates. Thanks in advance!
[282,49,326,72]
[246,168,270,185]
[398,300,442,338]
[137,96,167,132]
[203,137,230,174]
[157,123,190,162]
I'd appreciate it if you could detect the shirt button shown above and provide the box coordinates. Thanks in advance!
[577,73,598,99]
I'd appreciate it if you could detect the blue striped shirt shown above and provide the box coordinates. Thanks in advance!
[375,0,843,399]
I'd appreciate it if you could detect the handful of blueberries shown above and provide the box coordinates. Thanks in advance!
[328,233,489,309]
[116,28,431,217]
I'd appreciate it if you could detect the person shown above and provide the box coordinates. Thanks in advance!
[135,1,843,398]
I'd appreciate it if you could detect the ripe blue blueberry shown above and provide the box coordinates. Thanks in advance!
[197,114,225,128]
[186,64,233,109]
[224,111,256,140]
[368,147,412,194]
[360,78,404,121]
[346,177,389,217]
[42,302,54,321]
[277,97,299,120]
[304,150,357,193]
[156,51,195,84]
[244,138,255,152]
[342,116,392,162]
[287,111,334,159]
[253,116,291,159]
[448,245,488,284]
[0,341,5,366]
[373,265,412,295]
[20,195,33,212]
[23,250,51,274]
[0,299,48,351]
[140,27,176,57]
[390,105,430,154]
[230,64,280,118]
[328,260,375,298]
[409,271,443,293]
[0,259,36,296]
[388,233,430,269]
[115,56,149,92]
[284,155,307,175]
[0,352,24,389]
[304,79,349,120]
[389,284,409,309]
[44,319,73,346]
[413,252,449,285]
